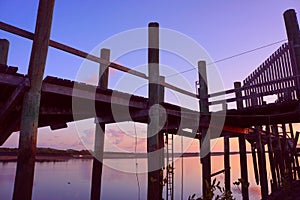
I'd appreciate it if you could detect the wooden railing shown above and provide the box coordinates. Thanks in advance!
[243,42,298,108]
[198,42,299,109]
[0,21,198,99]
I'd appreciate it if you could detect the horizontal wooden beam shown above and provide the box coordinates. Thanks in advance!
[211,168,229,177]
[0,22,200,99]
[0,73,29,86]
[0,21,147,79]
[42,82,147,109]
[160,81,197,98]
[0,80,29,122]
[96,109,148,124]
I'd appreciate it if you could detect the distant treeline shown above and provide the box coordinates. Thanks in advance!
[0,147,252,158]
[0,147,90,157]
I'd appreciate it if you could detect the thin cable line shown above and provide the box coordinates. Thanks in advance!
[133,122,141,200]
[167,39,287,78]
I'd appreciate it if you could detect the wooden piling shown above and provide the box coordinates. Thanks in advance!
[266,125,278,192]
[251,143,260,185]
[158,76,165,199]
[0,39,9,65]
[13,1,55,200]
[224,136,230,192]
[282,124,293,176]
[147,22,164,200]
[198,61,211,195]
[90,48,110,200]
[273,125,285,185]
[284,9,300,99]
[294,131,300,179]
[256,129,269,199]
[234,81,249,200]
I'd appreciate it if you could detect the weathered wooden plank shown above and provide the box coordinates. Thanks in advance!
[13,1,55,200]
[42,82,147,109]
[0,73,28,86]
[0,39,9,65]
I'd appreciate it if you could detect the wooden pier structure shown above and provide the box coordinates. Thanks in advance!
[0,1,300,199]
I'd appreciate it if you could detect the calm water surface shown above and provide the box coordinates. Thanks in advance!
[0,155,267,199]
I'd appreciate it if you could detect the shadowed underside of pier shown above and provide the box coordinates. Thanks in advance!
[1,63,300,146]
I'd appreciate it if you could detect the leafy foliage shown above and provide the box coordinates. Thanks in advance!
[233,178,249,190]
[188,178,235,200]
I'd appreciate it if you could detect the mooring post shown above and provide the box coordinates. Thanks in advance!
[256,128,268,199]
[0,39,9,65]
[234,81,249,200]
[147,22,164,200]
[266,125,278,192]
[284,9,300,99]
[90,48,110,200]
[224,136,230,192]
[198,60,211,195]
[12,1,55,200]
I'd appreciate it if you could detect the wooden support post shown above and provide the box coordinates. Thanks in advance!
[282,124,292,172]
[284,9,300,99]
[0,39,9,65]
[234,82,249,200]
[266,125,278,192]
[251,143,260,185]
[158,76,165,199]
[224,136,230,192]
[198,61,211,196]
[256,129,268,199]
[288,123,298,180]
[90,48,110,200]
[13,1,55,200]
[273,125,285,185]
[294,131,300,179]
[289,123,295,140]
[147,22,164,200]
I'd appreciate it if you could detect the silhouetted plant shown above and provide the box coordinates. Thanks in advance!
[233,178,249,192]
[188,178,235,200]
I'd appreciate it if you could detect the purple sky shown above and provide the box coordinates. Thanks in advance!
[1,1,299,151]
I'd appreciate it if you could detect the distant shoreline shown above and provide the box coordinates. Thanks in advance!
[0,147,252,162]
